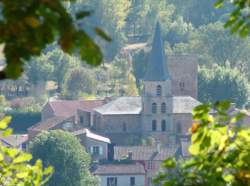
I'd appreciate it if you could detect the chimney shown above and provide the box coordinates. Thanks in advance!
[128,151,133,160]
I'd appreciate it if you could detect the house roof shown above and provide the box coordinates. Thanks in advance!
[94,97,142,115]
[47,99,105,118]
[73,128,111,144]
[28,116,71,131]
[114,146,177,161]
[144,22,170,81]
[0,134,28,147]
[94,163,145,175]
[95,96,200,115]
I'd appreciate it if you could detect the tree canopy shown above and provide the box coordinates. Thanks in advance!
[29,130,99,186]
[154,101,250,186]
[198,65,250,107]
[0,0,111,80]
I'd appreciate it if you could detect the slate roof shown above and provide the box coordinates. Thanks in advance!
[46,99,106,118]
[172,96,201,114]
[73,128,111,144]
[94,97,142,115]
[28,116,71,131]
[114,146,177,161]
[95,96,200,115]
[94,163,145,175]
[0,134,28,147]
[144,22,170,81]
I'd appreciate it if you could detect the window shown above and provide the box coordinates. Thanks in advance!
[130,177,135,186]
[156,85,162,96]
[161,120,166,131]
[91,146,103,155]
[177,122,182,133]
[152,103,157,114]
[179,82,185,91]
[148,161,153,169]
[152,120,157,131]
[107,177,117,186]
[122,123,127,132]
[80,116,84,124]
[161,103,166,113]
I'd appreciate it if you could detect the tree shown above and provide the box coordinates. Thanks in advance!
[29,130,99,186]
[63,68,97,99]
[154,101,250,186]
[0,0,111,80]
[0,116,53,185]
[198,65,249,107]
[216,0,250,37]
[46,48,80,92]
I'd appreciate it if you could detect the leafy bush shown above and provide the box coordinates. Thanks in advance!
[0,117,53,185]
[154,101,250,186]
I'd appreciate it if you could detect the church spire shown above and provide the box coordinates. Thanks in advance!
[144,22,170,81]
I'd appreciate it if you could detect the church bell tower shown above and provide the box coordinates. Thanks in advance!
[141,22,173,145]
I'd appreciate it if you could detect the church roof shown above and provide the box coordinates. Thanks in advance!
[144,22,170,81]
[94,96,201,115]
[94,97,142,115]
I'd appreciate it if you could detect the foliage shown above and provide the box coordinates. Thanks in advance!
[198,65,250,107]
[154,101,250,186]
[0,0,111,80]
[29,130,99,186]
[215,0,250,37]
[0,116,53,185]
[62,67,97,99]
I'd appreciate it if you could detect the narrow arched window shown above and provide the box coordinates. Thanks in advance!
[177,122,182,133]
[161,120,166,131]
[122,123,127,132]
[156,85,162,96]
[152,120,157,131]
[161,103,166,113]
[152,103,157,114]
[179,82,185,91]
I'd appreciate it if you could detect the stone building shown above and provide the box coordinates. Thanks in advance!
[92,22,200,146]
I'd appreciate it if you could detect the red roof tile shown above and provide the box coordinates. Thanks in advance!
[48,99,105,118]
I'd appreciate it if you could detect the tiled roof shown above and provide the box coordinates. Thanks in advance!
[73,129,111,143]
[95,96,200,115]
[0,134,28,147]
[95,97,142,115]
[47,99,105,118]
[94,163,145,175]
[144,22,170,81]
[28,116,71,131]
[114,146,177,161]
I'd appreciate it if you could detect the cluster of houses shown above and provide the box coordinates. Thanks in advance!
[1,23,250,186]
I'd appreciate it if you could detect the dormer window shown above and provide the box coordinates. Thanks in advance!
[152,103,157,114]
[156,85,162,96]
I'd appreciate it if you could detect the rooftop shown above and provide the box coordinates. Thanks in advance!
[114,146,177,161]
[94,163,145,175]
[28,116,72,131]
[73,128,111,144]
[0,134,28,147]
[46,99,106,118]
[144,22,170,81]
[94,97,142,115]
[95,96,200,115]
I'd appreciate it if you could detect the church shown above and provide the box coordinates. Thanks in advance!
[31,23,201,147]
[91,23,200,145]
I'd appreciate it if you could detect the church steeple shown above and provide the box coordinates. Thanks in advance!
[144,22,170,81]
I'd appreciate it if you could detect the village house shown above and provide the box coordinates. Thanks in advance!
[94,163,146,186]
[0,134,28,151]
